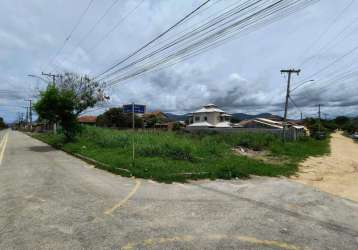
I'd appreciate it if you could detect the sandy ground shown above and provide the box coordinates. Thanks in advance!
[292,132,358,202]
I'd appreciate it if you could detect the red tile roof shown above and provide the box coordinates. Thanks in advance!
[78,115,97,123]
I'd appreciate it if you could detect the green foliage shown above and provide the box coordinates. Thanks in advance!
[33,126,330,183]
[34,72,104,140]
[334,116,350,128]
[34,85,78,140]
[342,119,358,133]
[144,113,168,128]
[58,72,107,115]
[96,107,143,128]
[0,117,6,129]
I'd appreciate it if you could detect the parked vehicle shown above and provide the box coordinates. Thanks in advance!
[351,132,358,139]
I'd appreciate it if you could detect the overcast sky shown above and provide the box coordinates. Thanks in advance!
[1,0,358,122]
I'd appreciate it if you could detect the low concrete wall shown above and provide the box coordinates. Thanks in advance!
[184,127,282,134]
[184,127,305,141]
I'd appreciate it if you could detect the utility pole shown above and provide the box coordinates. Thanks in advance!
[41,72,62,85]
[25,106,29,126]
[318,104,321,133]
[42,72,62,134]
[281,69,301,141]
[25,99,32,129]
[132,102,135,167]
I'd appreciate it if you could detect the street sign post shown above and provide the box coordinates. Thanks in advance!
[123,104,146,167]
[123,104,145,114]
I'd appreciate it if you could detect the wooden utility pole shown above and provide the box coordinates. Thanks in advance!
[281,69,300,141]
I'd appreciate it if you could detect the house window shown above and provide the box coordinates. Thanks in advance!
[195,116,200,122]
[204,116,207,121]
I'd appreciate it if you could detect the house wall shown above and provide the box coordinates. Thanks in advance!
[193,112,220,125]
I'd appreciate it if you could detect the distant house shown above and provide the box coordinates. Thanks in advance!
[143,111,169,128]
[143,111,169,121]
[78,115,97,125]
[238,117,308,139]
[238,118,284,129]
[188,104,231,128]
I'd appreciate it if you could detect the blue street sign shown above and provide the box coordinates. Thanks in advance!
[123,104,146,114]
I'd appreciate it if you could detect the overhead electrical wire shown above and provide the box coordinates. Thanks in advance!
[65,0,121,58]
[44,0,95,70]
[298,0,355,68]
[94,0,213,79]
[87,0,146,51]
[107,0,315,87]
[99,0,318,86]
[86,0,319,114]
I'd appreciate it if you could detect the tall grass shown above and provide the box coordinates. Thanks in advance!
[33,126,330,182]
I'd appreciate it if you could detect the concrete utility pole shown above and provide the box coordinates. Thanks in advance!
[132,102,135,166]
[25,99,32,129]
[41,72,62,85]
[25,107,29,126]
[41,72,62,134]
[281,69,301,141]
[318,104,321,133]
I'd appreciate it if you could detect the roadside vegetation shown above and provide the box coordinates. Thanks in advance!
[33,126,329,182]
[0,117,6,130]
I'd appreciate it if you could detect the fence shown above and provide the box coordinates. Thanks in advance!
[184,127,305,141]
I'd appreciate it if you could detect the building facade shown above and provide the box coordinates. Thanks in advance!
[188,104,231,128]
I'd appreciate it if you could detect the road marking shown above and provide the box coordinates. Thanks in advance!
[121,234,301,250]
[104,179,141,215]
[0,133,9,166]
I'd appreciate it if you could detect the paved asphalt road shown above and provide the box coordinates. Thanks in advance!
[0,130,358,250]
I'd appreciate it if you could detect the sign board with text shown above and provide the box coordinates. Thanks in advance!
[123,104,146,114]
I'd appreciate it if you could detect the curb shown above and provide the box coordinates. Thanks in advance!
[26,132,133,176]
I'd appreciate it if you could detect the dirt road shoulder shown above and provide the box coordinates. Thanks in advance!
[292,132,358,202]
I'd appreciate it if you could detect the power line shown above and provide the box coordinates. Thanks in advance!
[66,0,121,59]
[298,0,355,68]
[45,0,95,70]
[94,0,212,80]
[88,0,145,52]
[295,42,358,85]
[102,0,317,86]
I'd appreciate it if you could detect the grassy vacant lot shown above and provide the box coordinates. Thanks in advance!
[33,126,330,182]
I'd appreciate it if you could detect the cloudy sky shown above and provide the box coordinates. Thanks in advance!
[1,0,358,122]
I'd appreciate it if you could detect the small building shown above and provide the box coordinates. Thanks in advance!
[143,111,169,128]
[78,115,97,125]
[188,104,231,128]
[238,117,308,139]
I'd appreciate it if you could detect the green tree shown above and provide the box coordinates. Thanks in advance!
[0,117,6,129]
[334,116,350,128]
[96,107,143,128]
[34,72,105,140]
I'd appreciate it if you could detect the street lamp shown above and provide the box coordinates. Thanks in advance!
[27,74,49,83]
[291,79,315,92]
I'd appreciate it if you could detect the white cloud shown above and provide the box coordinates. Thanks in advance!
[0,0,358,122]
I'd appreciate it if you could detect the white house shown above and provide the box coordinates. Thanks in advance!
[188,104,231,128]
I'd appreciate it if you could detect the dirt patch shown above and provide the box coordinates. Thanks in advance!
[233,146,288,165]
[291,132,358,202]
